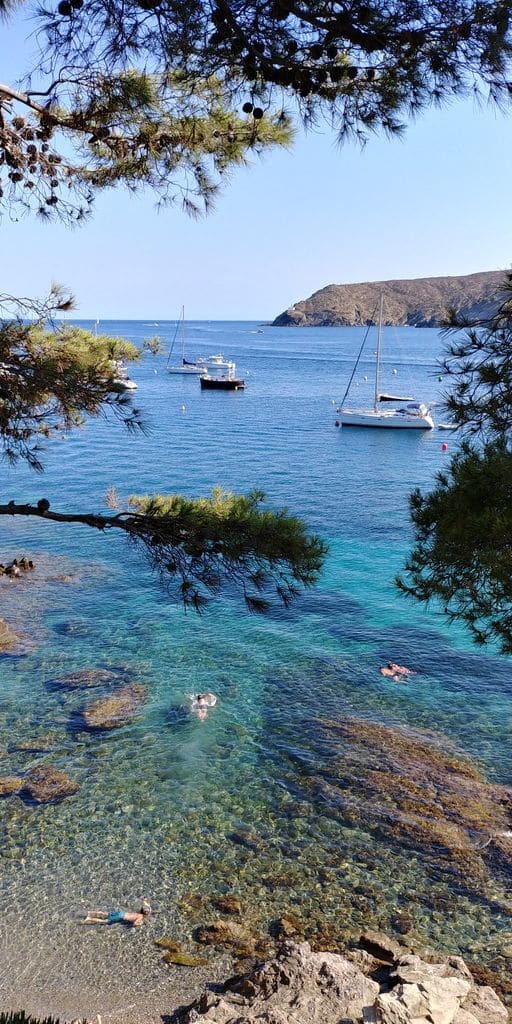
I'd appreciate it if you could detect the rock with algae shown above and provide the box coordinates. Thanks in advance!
[22,765,79,803]
[0,618,21,651]
[171,940,508,1024]
[195,919,264,956]
[52,667,124,689]
[163,951,209,967]
[313,717,512,894]
[212,896,242,916]
[154,937,208,968]
[82,684,147,729]
[155,938,184,952]
[0,776,23,797]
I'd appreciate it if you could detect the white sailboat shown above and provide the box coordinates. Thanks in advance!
[337,296,434,429]
[166,307,234,376]
[166,306,202,374]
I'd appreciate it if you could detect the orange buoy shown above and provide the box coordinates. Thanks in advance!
[441,442,448,451]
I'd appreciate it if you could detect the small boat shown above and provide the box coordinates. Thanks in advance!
[200,359,245,391]
[166,308,202,373]
[437,422,458,431]
[110,361,137,391]
[167,308,234,376]
[337,296,433,430]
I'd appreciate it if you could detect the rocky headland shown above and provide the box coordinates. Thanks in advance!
[272,269,506,327]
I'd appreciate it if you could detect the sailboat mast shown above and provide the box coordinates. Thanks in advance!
[374,294,383,411]
[180,306,185,363]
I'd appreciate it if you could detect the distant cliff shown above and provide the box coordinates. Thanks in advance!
[272,270,506,327]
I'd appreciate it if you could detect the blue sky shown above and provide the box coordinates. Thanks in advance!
[2,15,511,319]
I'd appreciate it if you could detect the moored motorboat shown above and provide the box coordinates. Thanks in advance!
[199,358,245,390]
[110,361,137,391]
[200,374,245,390]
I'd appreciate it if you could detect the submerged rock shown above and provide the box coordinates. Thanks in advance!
[154,936,208,967]
[195,919,260,955]
[53,619,91,637]
[0,618,21,651]
[154,938,184,953]
[0,776,23,797]
[52,667,125,689]
[82,684,147,729]
[211,896,242,916]
[23,765,79,803]
[314,717,512,897]
[272,913,304,940]
[9,730,64,754]
[163,951,208,967]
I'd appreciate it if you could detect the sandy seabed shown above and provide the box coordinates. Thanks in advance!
[0,925,230,1024]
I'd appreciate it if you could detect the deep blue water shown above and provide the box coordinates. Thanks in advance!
[0,321,511,1018]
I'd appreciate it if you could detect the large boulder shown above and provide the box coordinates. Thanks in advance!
[171,941,509,1024]
[82,684,147,729]
[460,985,508,1023]
[174,941,379,1023]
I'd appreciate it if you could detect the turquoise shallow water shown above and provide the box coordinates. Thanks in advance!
[0,321,511,1017]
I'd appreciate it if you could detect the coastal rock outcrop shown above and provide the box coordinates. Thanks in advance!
[272,270,505,328]
[82,683,147,729]
[172,941,508,1024]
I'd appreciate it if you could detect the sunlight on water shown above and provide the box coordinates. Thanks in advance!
[0,322,511,1017]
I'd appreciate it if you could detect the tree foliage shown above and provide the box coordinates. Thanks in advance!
[2,0,512,218]
[0,490,327,613]
[1,57,293,221]
[440,271,512,436]
[398,273,512,653]
[397,440,512,653]
[0,286,146,469]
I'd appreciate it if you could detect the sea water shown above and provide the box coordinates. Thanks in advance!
[0,321,511,1018]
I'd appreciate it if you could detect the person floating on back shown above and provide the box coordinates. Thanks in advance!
[83,899,152,927]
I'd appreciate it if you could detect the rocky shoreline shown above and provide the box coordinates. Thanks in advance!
[3,931,509,1024]
[169,932,509,1024]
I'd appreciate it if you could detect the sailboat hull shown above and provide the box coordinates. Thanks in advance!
[340,408,433,429]
[167,364,203,374]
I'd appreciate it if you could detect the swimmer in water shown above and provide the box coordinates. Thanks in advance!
[380,662,416,682]
[189,692,217,720]
[83,899,152,927]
